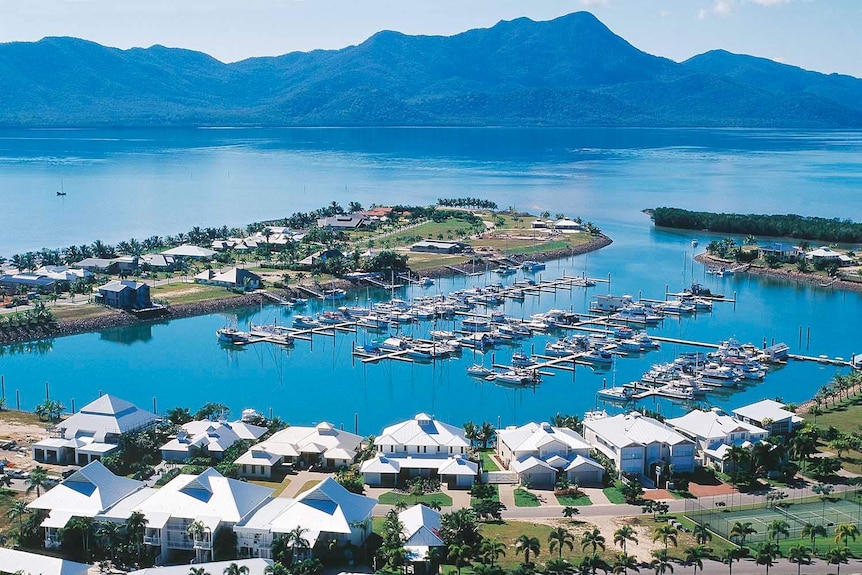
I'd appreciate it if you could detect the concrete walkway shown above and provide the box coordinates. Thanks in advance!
[498,483,517,510]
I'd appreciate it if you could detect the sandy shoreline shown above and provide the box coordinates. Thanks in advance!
[0,235,612,347]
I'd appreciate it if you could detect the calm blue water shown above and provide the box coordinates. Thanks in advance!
[0,128,859,434]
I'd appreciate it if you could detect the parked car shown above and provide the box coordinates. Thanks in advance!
[7,469,30,479]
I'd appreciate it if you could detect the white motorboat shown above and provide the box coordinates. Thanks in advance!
[467,364,494,378]
[323,288,347,301]
[512,352,537,367]
[217,327,250,344]
[292,315,320,328]
[596,386,635,401]
[521,260,546,272]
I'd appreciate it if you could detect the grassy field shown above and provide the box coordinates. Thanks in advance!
[0,409,44,426]
[805,390,862,474]
[0,489,28,537]
[603,485,628,504]
[402,251,472,272]
[378,491,453,507]
[248,476,292,497]
[478,449,499,472]
[513,488,540,507]
[151,283,244,305]
[359,216,484,249]
[471,485,500,506]
[53,305,116,322]
[294,480,321,496]
[642,516,735,561]
[556,493,592,506]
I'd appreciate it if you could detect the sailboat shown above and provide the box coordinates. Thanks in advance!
[56,180,67,196]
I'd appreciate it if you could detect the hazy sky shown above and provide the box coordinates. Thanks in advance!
[1,0,860,77]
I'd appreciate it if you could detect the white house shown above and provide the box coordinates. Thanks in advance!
[160,419,267,462]
[27,461,152,549]
[667,408,769,471]
[582,412,695,482]
[732,399,803,436]
[161,245,217,259]
[31,394,158,466]
[805,246,854,266]
[139,467,273,564]
[235,422,362,479]
[0,548,90,575]
[194,267,262,291]
[234,477,375,560]
[553,219,583,231]
[496,422,603,487]
[361,413,477,488]
[400,504,444,569]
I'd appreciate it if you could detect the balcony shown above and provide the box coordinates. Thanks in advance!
[194,538,213,550]
[143,534,161,546]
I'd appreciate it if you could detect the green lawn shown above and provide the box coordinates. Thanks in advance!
[555,493,592,506]
[602,485,628,504]
[151,283,244,305]
[476,520,615,569]
[513,488,541,507]
[478,449,500,472]
[378,491,453,507]
[249,476,291,497]
[470,485,500,506]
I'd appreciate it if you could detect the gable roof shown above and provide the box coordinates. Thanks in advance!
[497,422,591,454]
[732,399,800,424]
[137,467,273,523]
[667,409,768,440]
[0,549,90,575]
[375,413,469,449]
[584,412,693,449]
[161,244,216,258]
[28,461,145,523]
[266,477,376,536]
[512,456,557,473]
[239,423,362,464]
[98,280,148,293]
[399,504,444,547]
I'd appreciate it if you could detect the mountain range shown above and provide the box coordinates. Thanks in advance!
[1,11,861,128]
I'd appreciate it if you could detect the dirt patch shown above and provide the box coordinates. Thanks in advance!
[688,481,738,497]
[643,489,675,501]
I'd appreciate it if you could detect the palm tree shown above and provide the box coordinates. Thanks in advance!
[612,552,640,574]
[650,550,674,575]
[223,563,250,575]
[549,526,575,558]
[825,546,850,574]
[96,521,122,561]
[545,558,572,575]
[728,521,756,547]
[801,522,827,552]
[755,542,779,575]
[26,466,51,497]
[447,543,473,575]
[285,526,310,565]
[581,527,606,554]
[614,526,638,553]
[786,544,811,575]
[683,545,712,575]
[813,483,834,518]
[766,519,790,546]
[480,538,506,566]
[652,525,678,552]
[463,421,478,447]
[478,421,495,449]
[6,500,30,533]
[722,445,750,483]
[834,523,859,548]
[515,534,541,565]
[579,552,611,575]
[126,510,148,563]
[563,506,580,519]
[692,524,712,546]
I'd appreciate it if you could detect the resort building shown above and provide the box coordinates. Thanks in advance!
[0,272,58,294]
[234,477,375,561]
[140,253,177,271]
[316,214,366,230]
[96,280,152,310]
[400,504,445,572]
[758,242,801,262]
[805,246,854,266]
[732,399,803,436]
[73,257,119,273]
[194,267,262,291]
[496,422,604,487]
[31,394,158,465]
[410,240,468,254]
[667,408,769,471]
[360,413,477,488]
[582,412,695,481]
[27,461,151,549]
[0,548,90,575]
[553,219,583,231]
[160,418,267,462]
[129,559,273,575]
[139,467,273,564]
[235,422,362,479]
[530,220,551,229]
[161,244,217,260]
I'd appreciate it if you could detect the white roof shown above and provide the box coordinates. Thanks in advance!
[732,400,799,424]
[375,413,469,450]
[29,461,145,521]
[583,412,693,450]
[58,394,157,442]
[96,487,157,521]
[242,423,362,464]
[512,456,556,473]
[564,454,604,472]
[399,504,444,548]
[235,447,283,467]
[136,467,273,524]
[0,549,90,575]
[239,478,375,544]
[129,559,273,575]
[438,457,479,476]
[545,455,570,469]
[161,244,216,258]
[162,419,266,455]
[360,456,401,474]
[497,422,591,455]
[667,409,768,441]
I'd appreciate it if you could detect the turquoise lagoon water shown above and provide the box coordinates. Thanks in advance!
[0,128,860,434]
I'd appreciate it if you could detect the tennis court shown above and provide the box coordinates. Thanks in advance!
[685,492,862,545]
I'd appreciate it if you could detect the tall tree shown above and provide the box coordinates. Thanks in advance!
[548,526,575,558]
[514,534,541,566]
[614,526,638,553]
[581,527,606,554]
